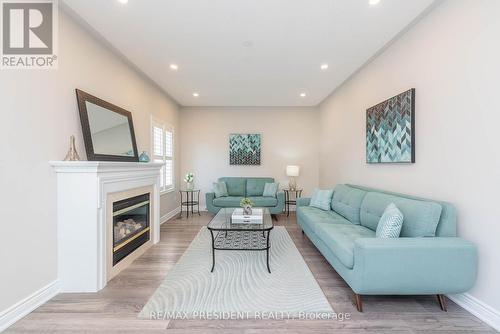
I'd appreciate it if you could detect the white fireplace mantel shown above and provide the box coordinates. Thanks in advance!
[49,161,163,292]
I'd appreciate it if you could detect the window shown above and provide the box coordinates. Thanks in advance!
[152,118,174,192]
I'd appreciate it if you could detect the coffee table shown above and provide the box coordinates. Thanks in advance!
[207,208,274,273]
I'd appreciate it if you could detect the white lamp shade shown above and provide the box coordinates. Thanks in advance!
[286,165,300,177]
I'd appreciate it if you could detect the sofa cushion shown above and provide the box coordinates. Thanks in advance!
[297,206,351,235]
[331,184,367,224]
[360,192,442,237]
[247,196,278,207]
[246,178,274,196]
[219,177,246,196]
[316,223,375,269]
[213,196,244,207]
[310,188,334,211]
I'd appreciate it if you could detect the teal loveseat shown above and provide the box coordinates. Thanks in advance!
[297,184,477,312]
[206,177,285,216]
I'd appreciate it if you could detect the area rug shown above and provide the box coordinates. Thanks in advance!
[139,226,334,320]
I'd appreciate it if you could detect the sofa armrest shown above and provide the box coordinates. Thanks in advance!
[297,197,311,207]
[277,191,285,205]
[205,192,219,214]
[353,237,477,294]
[268,191,285,214]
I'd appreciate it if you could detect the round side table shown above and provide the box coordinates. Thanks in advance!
[283,189,303,217]
[179,189,201,218]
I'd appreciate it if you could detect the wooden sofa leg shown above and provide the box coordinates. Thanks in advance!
[271,214,278,222]
[437,294,447,312]
[354,294,363,312]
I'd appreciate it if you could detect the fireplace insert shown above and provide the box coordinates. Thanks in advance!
[112,193,150,265]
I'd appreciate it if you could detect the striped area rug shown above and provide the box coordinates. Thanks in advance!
[138,226,333,320]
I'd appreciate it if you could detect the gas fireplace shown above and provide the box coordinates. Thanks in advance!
[113,193,150,266]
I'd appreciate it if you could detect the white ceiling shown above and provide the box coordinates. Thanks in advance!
[62,0,436,107]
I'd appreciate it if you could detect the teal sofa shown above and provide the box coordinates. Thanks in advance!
[297,184,477,312]
[206,177,285,216]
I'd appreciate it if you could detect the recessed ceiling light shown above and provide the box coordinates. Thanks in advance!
[300,93,307,98]
[369,0,380,5]
[117,0,128,4]
[192,92,199,97]
[169,64,178,71]
[320,63,329,70]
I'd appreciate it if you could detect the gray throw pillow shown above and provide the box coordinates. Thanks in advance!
[309,188,334,211]
[263,182,279,197]
[213,181,228,198]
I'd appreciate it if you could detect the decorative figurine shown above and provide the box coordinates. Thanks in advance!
[64,135,81,161]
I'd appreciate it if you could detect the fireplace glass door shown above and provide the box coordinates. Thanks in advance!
[112,193,150,265]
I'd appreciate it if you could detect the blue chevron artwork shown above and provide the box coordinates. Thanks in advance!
[229,134,261,165]
[366,89,415,163]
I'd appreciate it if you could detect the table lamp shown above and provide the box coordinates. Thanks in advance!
[286,165,300,191]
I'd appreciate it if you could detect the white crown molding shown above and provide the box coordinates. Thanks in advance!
[0,280,60,332]
[448,293,500,332]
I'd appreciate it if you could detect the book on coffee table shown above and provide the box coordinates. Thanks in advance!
[231,208,263,224]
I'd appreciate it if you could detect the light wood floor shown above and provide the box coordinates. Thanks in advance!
[7,213,494,333]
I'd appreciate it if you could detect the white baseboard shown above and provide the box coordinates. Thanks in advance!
[160,207,181,224]
[0,280,60,332]
[448,293,500,332]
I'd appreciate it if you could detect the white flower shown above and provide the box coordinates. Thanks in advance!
[184,172,195,183]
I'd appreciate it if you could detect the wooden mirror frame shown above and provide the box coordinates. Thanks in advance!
[76,89,139,162]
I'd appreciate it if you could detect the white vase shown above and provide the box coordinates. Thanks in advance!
[186,182,194,190]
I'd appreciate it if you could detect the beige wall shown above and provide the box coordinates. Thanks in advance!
[319,0,500,314]
[180,107,319,208]
[0,10,180,313]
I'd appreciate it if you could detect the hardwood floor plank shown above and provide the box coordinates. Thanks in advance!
[5,212,495,333]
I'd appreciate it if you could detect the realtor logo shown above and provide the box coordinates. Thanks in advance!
[1,0,58,69]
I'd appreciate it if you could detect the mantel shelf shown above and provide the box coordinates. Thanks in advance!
[49,161,164,173]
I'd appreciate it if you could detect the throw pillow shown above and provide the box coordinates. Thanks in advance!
[263,182,279,197]
[309,188,334,211]
[376,203,404,238]
[213,181,228,198]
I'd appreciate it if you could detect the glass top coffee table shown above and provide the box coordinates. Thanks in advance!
[207,208,274,273]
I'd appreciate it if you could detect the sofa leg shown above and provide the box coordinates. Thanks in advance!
[271,214,278,222]
[437,294,447,312]
[354,294,363,312]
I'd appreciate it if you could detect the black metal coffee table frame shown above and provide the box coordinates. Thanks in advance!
[207,210,273,273]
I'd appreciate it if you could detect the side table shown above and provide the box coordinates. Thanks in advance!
[283,189,303,217]
[179,189,201,218]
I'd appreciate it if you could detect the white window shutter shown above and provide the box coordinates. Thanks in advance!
[153,126,163,156]
[151,119,174,192]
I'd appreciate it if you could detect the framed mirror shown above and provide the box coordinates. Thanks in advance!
[76,89,139,162]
